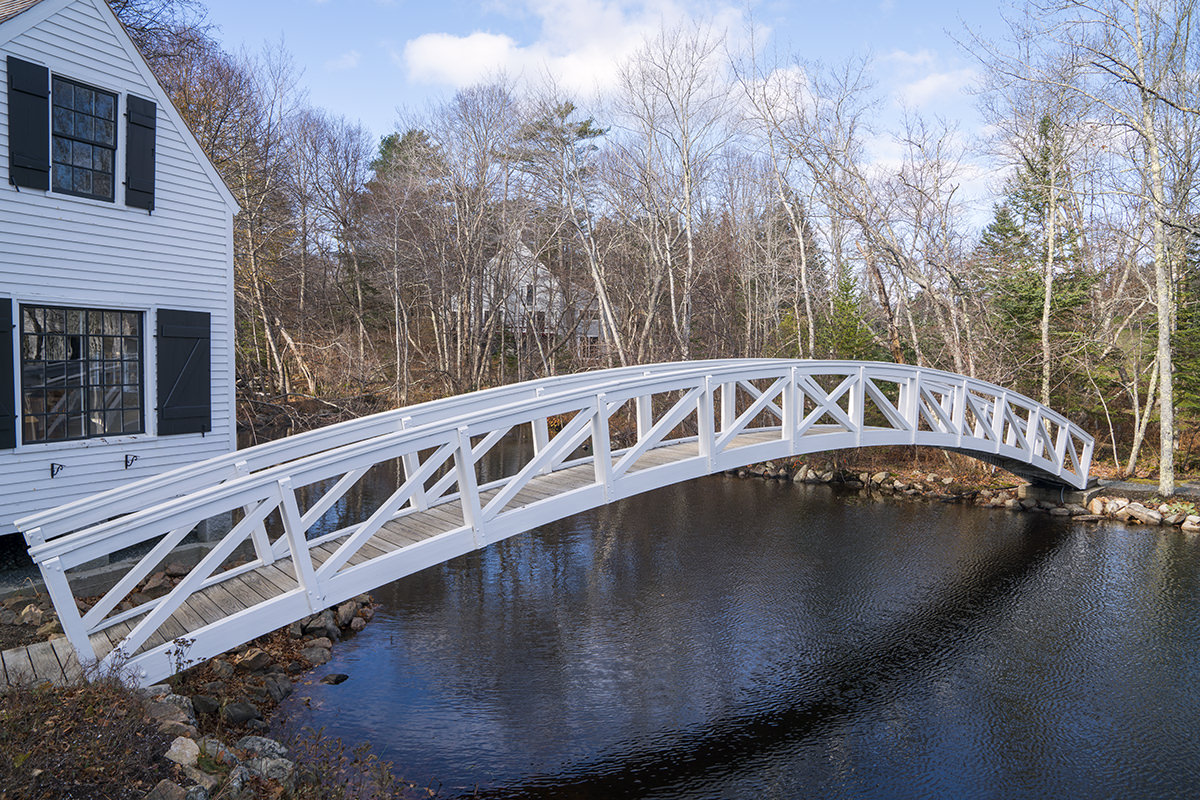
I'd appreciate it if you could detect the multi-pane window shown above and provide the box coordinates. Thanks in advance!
[20,306,143,444]
[51,77,117,201]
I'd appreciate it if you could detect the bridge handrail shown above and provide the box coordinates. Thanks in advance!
[24,360,799,565]
[15,358,792,545]
[24,360,1092,569]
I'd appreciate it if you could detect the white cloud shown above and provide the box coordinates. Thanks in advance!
[325,50,362,71]
[398,0,750,95]
[898,67,977,108]
[403,32,520,85]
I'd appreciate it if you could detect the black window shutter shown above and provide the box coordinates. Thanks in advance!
[125,94,156,210]
[157,309,210,436]
[0,299,14,449]
[6,57,49,191]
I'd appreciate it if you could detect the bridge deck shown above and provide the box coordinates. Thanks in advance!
[0,432,781,688]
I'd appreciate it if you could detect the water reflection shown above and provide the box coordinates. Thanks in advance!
[278,474,1200,799]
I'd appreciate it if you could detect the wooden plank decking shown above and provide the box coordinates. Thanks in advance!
[0,431,785,688]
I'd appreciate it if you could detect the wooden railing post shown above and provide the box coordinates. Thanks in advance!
[41,556,97,666]
[398,416,430,511]
[783,368,799,449]
[592,393,614,500]
[698,377,715,471]
[277,477,324,612]
[454,427,484,546]
[635,373,653,440]
[232,461,275,566]
[851,366,865,446]
[952,379,967,447]
[720,382,736,432]
[532,389,552,476]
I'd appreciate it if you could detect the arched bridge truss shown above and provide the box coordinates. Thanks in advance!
[9,360,1092,686]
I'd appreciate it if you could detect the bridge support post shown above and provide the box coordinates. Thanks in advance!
[698,377,715,471]
[277,478,324,612]
[400,417,430,511]
[454,427,484,546]
[532,389,553,476]
[592,394,614,500]
[720,382,735,432]
[636,394,652,440]
[783,368,799,448]
[234,461,276,566]
[42,555,98,666]
[851,366,865,447]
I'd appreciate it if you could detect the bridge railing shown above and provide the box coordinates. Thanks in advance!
[15,358,788,549]
[15,360,1093,683]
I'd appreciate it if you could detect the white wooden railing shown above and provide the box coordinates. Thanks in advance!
[14,360,1093,684]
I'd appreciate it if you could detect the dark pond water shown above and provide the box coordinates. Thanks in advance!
[276,466,1200,799]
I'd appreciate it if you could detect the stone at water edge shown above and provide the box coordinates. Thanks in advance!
[1049,507,1071,517]
[335,600,359,628]
[236,734,290,760]
[221,702,262,726]
[244,756,297,785]
[1125,503,1163,526]
[264,674,293,703]
[1182,516,1200,533]
[199,737,240,768]
[349,616,366,632]
[319,673,350,685]
[871,471,889,485]
[1087,497,1107,515]
[165,736,200,768]
[300,646,331,666]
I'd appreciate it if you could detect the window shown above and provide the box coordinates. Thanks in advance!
[7,57,157,208]
[50,76,117,201]
[20,305,143,443]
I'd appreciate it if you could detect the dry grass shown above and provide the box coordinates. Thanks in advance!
[0,678,174,800]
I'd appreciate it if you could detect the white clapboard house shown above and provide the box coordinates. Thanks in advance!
[0,0,238,536]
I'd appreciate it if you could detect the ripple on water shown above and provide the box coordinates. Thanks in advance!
[275,476,1200,799]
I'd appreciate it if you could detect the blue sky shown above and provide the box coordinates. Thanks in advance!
[199,0,1006,144]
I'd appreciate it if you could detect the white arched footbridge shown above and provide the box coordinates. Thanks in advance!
[5,360,1093,686]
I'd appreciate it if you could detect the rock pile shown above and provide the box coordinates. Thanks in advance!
[734,461,1200,532]
[140,593,376,799]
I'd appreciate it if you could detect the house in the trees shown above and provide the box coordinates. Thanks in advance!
[0,0,238,536]
[481,241,604,354]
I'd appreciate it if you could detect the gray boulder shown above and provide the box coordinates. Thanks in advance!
[236,734,289,760]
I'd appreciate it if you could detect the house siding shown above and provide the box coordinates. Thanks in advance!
[0,0,235,535]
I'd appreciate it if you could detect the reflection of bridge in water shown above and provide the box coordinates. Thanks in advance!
[1,359,1093,687]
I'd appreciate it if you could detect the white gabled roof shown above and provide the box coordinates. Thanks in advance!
[0,0,240,213]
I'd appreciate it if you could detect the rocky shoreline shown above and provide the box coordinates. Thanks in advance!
[135,593,383,799]
[733,461,1200,533]
[0,589,392,799]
